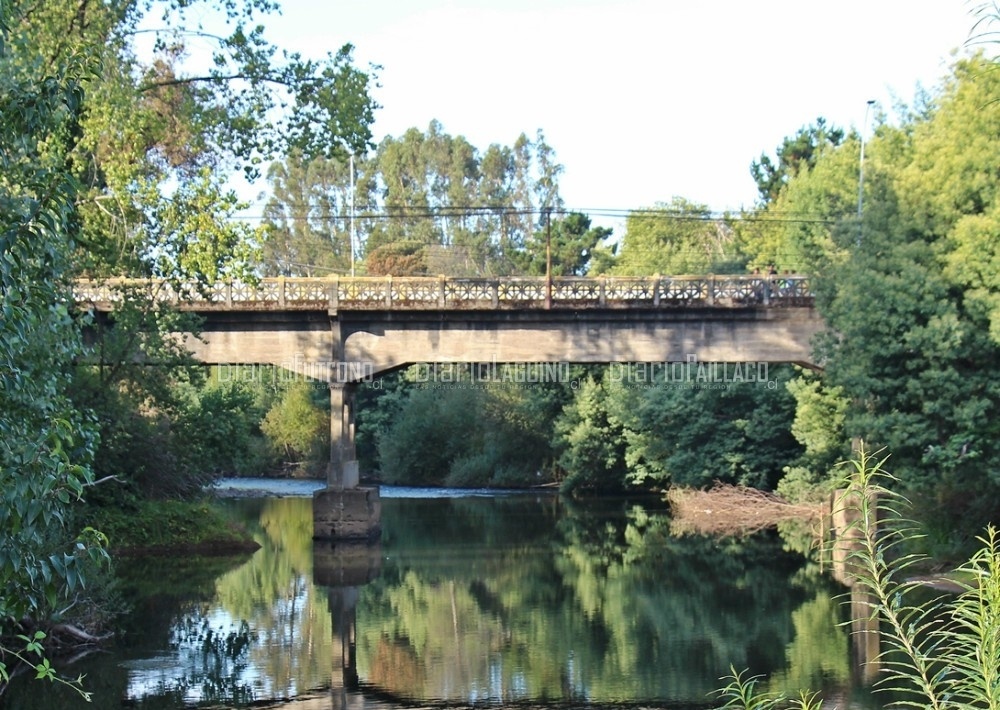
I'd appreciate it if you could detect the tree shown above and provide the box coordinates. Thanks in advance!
[606,366,800,491]
[0,11,108,693]
[2,0,378,508]
[777,370,850,503]
[371,367,567,487]
[554,375,631,495]
[262,151,354,276]
[6,0,377,283]
[751,53,1000,534]
[343,122,568,276]
[613,197,743,275]
[738,132,860,274]
[260,381,329,475]
[750,118,845,205]
[519,212,611,276]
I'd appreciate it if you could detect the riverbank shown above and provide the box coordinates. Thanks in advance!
[86,498,260,555]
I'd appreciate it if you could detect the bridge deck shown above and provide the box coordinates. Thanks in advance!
[74,275,812,311]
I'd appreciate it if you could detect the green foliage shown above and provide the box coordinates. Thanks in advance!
[517,211,612,276]
[717,667,822,710]
[0,9,108,694]
[259,380,329,475]
[135,169,263,284]
[72,294,223,501]
[777,370,850,503]
[554,376,631,494]
[368,363,802,495]
[785,371,848,465]
[374,367,567,487]
[613,197,745,275]
[838,446,1000,708]
[87,499,254,552]
[740,133,860,274]
[750,117,845,205]
[555,366,800,494]
[6,0,376,282]
[741,52,1000,537]
[180,377,273,477]
[6,0,376,502]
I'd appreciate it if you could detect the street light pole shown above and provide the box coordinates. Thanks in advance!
[545,210,552,309]
[857,99,875,247]
[349,154,356,277]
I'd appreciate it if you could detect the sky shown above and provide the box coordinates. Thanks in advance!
[240,0,978,230]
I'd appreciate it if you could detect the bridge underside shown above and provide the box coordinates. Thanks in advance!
[169,306,824,540]
[184,306,822,373]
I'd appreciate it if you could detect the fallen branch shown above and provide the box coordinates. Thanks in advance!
[667,481,823,537]
[49,623,112,646]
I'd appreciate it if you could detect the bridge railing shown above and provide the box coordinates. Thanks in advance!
[73,275,813,311]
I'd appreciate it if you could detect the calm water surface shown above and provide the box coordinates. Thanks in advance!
[3,483,881,709]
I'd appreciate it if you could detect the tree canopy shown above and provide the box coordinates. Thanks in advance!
[262,123,567,276]
[739,52,1000,531]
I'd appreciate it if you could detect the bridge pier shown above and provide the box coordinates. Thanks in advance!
[328,382,359,489]
[314,382,381,541]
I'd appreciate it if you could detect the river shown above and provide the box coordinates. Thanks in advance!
[2,481,881,709]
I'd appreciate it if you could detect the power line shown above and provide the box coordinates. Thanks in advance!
[235,205,840,226]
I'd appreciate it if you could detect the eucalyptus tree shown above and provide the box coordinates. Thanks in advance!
[262,151,354,276]
[354,122,565,274]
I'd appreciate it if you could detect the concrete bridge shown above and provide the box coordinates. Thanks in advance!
[75,274,823,539]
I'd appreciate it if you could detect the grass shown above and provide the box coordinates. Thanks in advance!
[85,498,259,555]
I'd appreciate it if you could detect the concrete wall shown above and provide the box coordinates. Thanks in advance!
[182,305,824,375]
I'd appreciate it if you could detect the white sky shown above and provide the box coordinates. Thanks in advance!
[250,0,977,230]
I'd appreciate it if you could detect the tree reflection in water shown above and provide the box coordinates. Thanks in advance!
[5,491,881,709]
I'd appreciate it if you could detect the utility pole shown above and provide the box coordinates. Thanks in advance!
[857,99,875,247]
[545,209,552,309]
[349,154,356,277]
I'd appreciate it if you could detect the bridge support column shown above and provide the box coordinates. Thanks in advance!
[328,382,358,489]
[313,381,381,541]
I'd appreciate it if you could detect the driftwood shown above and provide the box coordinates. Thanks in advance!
[666,482,823,537]
[48,623,113,646]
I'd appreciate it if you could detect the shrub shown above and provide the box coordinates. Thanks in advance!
[719,444,1000,709]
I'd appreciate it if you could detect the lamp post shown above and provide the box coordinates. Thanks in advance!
[544,209,552,309]
[349,154,356,277]
[857,99,875,246]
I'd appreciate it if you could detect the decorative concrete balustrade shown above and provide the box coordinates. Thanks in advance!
[74,274,813,311]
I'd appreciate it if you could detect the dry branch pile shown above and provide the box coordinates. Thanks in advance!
[666,482,823,537]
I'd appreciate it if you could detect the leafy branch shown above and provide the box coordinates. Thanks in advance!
[0,631,91,701]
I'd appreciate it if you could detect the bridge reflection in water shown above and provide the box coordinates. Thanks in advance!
[313,542,383,710]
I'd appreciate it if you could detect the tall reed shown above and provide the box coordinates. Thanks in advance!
[718,443,1000,709]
